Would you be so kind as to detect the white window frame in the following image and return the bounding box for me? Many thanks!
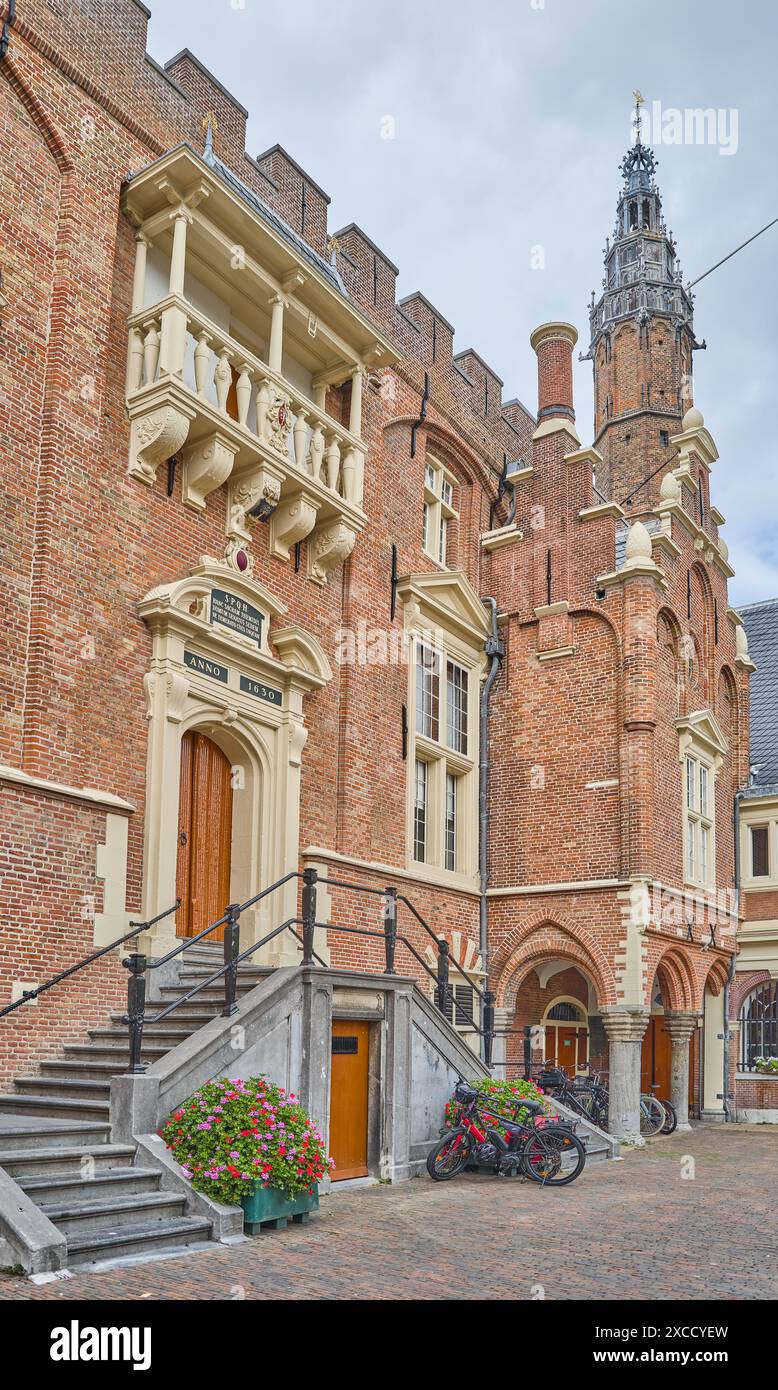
[677,712,727,894]
[408,636,477,881]
[684,751,715,889]
[740,806,778,888]
[422,452,457,568]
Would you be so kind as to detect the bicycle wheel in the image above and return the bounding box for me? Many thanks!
[660,1099,678,1135]
[426,1129,473,1181]
[639,1095,666,1137]
[522,1127,586,1186]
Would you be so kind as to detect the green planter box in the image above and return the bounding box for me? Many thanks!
[241,1184,319,1234]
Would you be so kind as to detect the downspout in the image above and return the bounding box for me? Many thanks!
[724,789,746,1121]
[479,598,504,1014]
[0,0,16,62]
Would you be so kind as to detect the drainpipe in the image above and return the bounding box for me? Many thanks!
[0,1,16,63]
[724,789,746,1121]
[479,598,504,1012]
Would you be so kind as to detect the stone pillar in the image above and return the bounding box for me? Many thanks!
[349,366,364,438]
[490,1007,512,1079]
[663,1011,699,1130]
[168,207,190,295]
[159,207,192,378]
[601,1009,650,1144]
[131,230,150,313]
[268,294,286,373]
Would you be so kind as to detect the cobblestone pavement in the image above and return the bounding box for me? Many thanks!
[2,1125,775,1301]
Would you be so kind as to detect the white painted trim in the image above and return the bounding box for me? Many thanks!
[487,878,628,896]
[302,845,479,897]
[0,764,134,813]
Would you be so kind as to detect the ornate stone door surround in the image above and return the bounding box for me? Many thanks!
[138,556,332,963]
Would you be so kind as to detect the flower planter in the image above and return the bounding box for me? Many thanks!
[241,1183,319,1235]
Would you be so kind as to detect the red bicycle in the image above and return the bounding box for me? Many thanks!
[426,1082,586,1186]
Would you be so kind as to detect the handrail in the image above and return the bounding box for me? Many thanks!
[0,898,180,1021]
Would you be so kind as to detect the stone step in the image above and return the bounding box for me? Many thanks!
[156,983,258,1006]
[63,1043,172,1064]
[39,1059,149,1081]
[92,1024,193,1043]
[0,1142,136,1178]
[41,1190,187,1237]
[19,1166,161,1205]
[65,1215,213,1268]
[14,1076,111,1102]
[0,1121,113,1154]
[0,1093,110,1121]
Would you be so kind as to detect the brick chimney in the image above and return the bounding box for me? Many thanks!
[530,322,578,424]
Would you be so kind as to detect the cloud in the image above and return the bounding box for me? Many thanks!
[148,0,778,602]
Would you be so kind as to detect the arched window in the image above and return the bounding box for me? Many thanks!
[547,1001,584,1021]
[739,981,778,1070]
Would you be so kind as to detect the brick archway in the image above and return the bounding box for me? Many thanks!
[492,915,616,1010]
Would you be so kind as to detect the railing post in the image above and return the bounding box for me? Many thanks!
[383,886,397,974]
[436,936,449,1016]
[523,1023,532,1081]
[223,904,241,1017]
[301,867,317,966]
[123,952,147,1075]
[482,989,495,1068]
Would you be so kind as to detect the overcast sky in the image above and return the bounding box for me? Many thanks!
[148,0,777,604]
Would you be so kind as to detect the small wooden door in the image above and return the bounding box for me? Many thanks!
[546,1025,588,1076]
[176,730,233,940]
[329,1020,370,1181]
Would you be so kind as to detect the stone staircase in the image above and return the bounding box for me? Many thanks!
[0,944,269,1269]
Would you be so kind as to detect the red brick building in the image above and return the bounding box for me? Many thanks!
[0,2,754,1148]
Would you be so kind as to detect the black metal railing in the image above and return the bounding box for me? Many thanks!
[2,864,496,1073]
[0,898,181,1020]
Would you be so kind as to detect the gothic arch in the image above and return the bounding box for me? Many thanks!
[650,943,697,1012]
[491,913,616,1009]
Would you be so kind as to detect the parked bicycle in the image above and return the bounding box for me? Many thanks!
[537,1066,673,1138]
[426,1082,587,1186]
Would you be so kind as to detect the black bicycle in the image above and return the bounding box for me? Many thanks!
[426,1082,587,1187]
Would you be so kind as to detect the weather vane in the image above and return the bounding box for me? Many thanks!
[633,90,645,140]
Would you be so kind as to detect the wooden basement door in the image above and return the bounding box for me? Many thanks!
[329,1020,370,1180]
[176,730,233,940]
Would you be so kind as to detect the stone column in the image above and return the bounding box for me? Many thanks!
[349,365,364,438]
[268,294,286,373]
[601,1009,650,1144]
[490,1007,512,1079]
[159,207,192,377]
[663,1011,699,1131]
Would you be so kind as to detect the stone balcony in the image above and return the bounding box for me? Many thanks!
[122,142,398,583]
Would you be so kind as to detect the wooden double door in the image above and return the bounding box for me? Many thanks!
[176,731,233,940]
[329,1020,370,1181]
[641,1016,696,1107]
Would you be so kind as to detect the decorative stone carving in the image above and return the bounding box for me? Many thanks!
[226,465,284,541]
[222,536,255,575]
[129,403,192,485]
[181,430,237,512]
[265,384,293,455]
[288,720,309,768]
[307,518,358,585]
[269,490,320,562]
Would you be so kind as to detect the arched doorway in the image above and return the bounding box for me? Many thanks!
[175,730,233,939]
[542,998,589,1076]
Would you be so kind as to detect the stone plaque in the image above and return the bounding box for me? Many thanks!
[210,588,264,646]
[239,674,282,707]
[184,650,229,683]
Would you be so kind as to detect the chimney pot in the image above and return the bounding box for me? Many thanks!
[530,321,578,423]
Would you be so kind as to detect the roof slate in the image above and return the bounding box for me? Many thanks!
[739,597,778,783]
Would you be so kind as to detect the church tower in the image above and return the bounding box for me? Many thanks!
[586,103,704,508]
